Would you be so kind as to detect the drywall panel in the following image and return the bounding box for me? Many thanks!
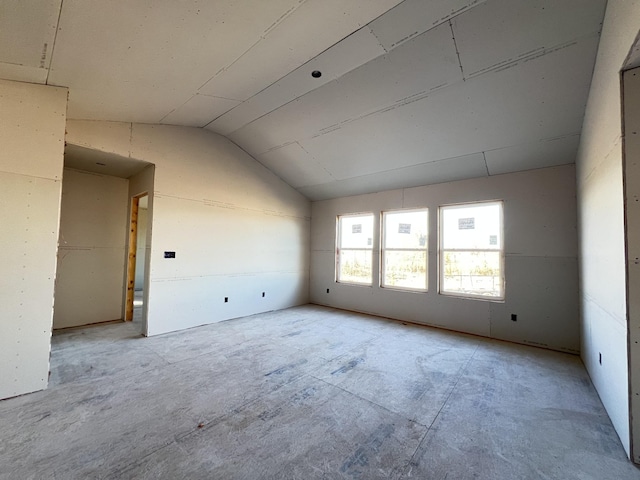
[368,0,487,51]
[229,22,461,158]
[0,79,67,180]
[256,142,334,188]
[0,62,48,84]
[65,121,310,337]
[0,173,62,399]
[575,0,640,458]
[485,135,580,175]
[65,121,133,159]
[452,0,606,78]
[162,95,240,128]
[198,0,402,102]
[64,144,149,179]
[53,248,127,328]
[0,0,61,72]
[207,26,385,136]
[624,67,640,463]
[298,153,488,201]
[49,0,306,122]
[310,165,578,352]
[53,169,128,329]
[0,80,66,400]
[489,256,579,352]
[134,207,148,289]
[147,272,308,336]
[150,195,308,279]
[581,299,630,455]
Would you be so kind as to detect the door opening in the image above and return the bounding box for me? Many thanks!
[125,193,148,322]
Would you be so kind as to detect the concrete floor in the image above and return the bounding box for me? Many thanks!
[1,305,639,479]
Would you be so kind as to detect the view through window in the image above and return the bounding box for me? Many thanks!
[440,202,504,299]
[336,213,374,285]
[381,209,428,291]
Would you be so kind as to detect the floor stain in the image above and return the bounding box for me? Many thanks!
[331,357,365,375]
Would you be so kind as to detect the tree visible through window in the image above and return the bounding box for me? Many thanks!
[440,202,504,299]
[336,213,374,285]
[381,209,428,291]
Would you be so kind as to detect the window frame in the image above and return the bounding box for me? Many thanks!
[335,212,375,286]
[380,208,429,293]
[438,200,505,301]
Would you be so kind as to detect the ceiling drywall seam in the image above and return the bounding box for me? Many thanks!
[197,0,309,93]
[298,153,483,191]
[483,152,490,176]
[449,20,466,80]
[45,0,65,85]
[202,24,382,131]
[297,142,336,182]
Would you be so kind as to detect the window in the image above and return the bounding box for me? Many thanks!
[336,213,374,285]
[440,201,504,299]
[381,209,428,291]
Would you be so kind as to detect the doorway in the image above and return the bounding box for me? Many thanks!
[125,193,149,325]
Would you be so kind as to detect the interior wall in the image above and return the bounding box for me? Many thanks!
[0,80,67,400]
[576,0,640,458]
[624,66,640,462]
[66,122,310,336]
[310,165,579,353]
[53,168,129,329]
[134,206,148,290]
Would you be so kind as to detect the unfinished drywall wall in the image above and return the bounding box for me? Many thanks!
[53,168,129,329]
[624,66,640,462]
[0,80,67,400]
[134,205,148,290]
[65,122,310,336]
[311,165,579,352]
[576,0,640,459]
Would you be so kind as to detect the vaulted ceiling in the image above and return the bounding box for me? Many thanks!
[2,0,607,200]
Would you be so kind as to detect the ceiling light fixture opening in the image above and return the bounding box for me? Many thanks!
[311,70,322,78]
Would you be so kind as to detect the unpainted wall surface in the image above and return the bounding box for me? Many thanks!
[134,207,148,289]
[576,0,640,458]
[53,168,129,329]
[0,80,67,400]
[65,121,310,336]
[624,66,640,462]
[310,165,579,353]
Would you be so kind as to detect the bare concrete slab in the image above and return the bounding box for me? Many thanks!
[1,305,638,479]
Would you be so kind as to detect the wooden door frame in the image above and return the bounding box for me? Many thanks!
[125,193,146,321]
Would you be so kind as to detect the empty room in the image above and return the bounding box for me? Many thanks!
[3,0,640,478]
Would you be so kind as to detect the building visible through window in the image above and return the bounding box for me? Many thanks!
[440,202,504,299]
[381,209,428,291]
[336,213,374,285]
